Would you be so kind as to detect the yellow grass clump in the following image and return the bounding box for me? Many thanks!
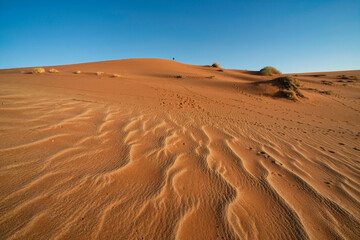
[112,74,120,78]
[32,68,45,74]
[96,72,104,76]
[49,68,59,73]
[74,71,81,74]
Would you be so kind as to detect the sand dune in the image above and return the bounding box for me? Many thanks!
[0,59,359,239]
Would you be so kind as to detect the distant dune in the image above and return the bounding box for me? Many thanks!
[0,58,359,239]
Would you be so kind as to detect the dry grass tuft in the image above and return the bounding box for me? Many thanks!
[260,66,281,76]
[207,75,215,79]
[32,68,45,74]
[274,76,303,100]
[212,62,220,68]
[49,68,59,73]
[96,72,104,76]
[74,71,81,74]
[112,74,120,78]
[176,75,184,79]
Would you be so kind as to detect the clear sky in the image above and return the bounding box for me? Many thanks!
[1,0,359,73]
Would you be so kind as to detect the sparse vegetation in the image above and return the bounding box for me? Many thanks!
[112,74,120,78]
[74,71,81,74]
[338,75,349,79]
[212,62,220,68]
[279,89,297,100]
[321,80,333,85]
[96,72,104,76]
[207,75,215,79]
[273,76,303,100]
[350,76,358,80]
[218,69,224,72]
[49,68,59,73]
[32,68,45,74]
[305,88,332,95]
[260,66,281,76]
[176,75,184,79]
[319,90,332,95]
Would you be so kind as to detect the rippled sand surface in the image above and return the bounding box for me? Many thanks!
[1,59,359,239]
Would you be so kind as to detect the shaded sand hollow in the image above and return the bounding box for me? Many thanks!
[0,58,359,239]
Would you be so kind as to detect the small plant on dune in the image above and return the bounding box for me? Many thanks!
[350,75,358,80]
[212,62,220,68]
[273,76,304,100]
[319,90,332,95]
[218,69,224,72]
[207,75,215,79]
[49,68,59,73]
[260,66,281,76]
[74,70,81,74]
[32,68,45,74]
[96,72,104,76]
[112,74,120,78]
[321,80,333,85]
[176,75,184,79]
[279,89,297,100]
[337,75,349,79]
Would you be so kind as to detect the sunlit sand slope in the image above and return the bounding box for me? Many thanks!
[0,59,359,239]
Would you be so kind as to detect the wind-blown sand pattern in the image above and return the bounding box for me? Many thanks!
[0,59,359,239]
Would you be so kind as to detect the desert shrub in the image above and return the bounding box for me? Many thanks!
[49,68,58,73]
[32,68,45,74]
[176,75,184,78]
[350,76,358,80]
[218,69,224,72]
[96,72,104,76]
[207,75,215,79]
[112,74,120,78]
[74,71,81,74]
[319,90,332,95]
[274,76,303,99]
[279,89,297,100]
[212,62,220,68]
[338,75,349,79]
[321,80,333,85]
[260,66,281,76]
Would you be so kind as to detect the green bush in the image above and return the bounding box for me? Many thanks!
[260,66,281,76]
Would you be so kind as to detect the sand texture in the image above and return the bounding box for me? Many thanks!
[0,59,359,239]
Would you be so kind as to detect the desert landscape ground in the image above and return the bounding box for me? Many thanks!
[0,58,359,239]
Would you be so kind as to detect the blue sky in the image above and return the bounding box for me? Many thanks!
[0,0,359,72]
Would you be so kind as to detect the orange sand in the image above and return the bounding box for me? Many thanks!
[0,58,359,239]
